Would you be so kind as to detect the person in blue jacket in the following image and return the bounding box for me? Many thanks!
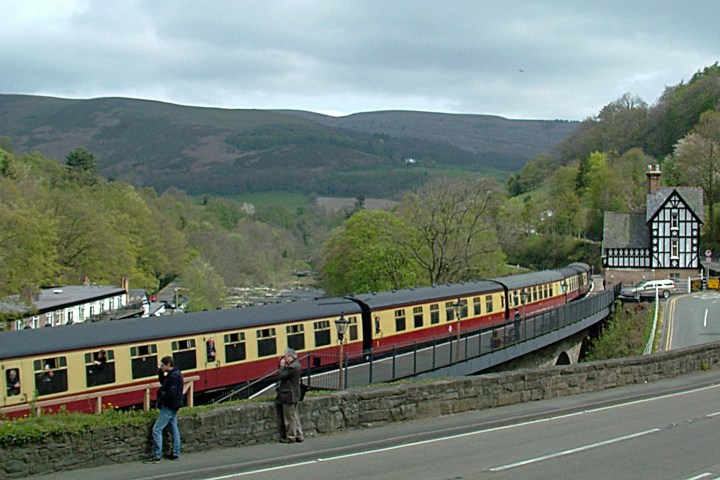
[145,355,184,463]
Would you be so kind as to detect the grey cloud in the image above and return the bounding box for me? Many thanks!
[2,0,719,120]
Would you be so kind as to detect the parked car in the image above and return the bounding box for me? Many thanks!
[619,279,676,300]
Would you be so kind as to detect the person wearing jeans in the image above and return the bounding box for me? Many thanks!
[145,356,184,463]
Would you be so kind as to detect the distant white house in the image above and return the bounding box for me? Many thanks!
[2,278,146,330]
[404,158,417,165]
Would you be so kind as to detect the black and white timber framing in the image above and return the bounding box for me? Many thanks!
[602,166,703,271]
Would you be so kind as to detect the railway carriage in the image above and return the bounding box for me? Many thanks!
[0,298,361,417]
[348,280,506,352]
[0,263,591,417]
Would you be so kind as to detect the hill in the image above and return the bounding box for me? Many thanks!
[0,94,577,198]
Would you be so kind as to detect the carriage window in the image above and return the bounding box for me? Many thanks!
[6,368,21,396]
[172,338,197,371]
[286,324,305,351]
[430,304,440,324]
[348,316,359,341]
[395,309,406,332]
[512,291,519,307]
[533,287,538,302]
[473,297,482,316]
[34,357,68,396]
[445,302,455,322]
[485,295,494,314]
[413,306,424,328]
[257,328,277,357]
[130,343,158,379]
[224,332,246,363]
[85,349,115,387]
[314,321,331,347]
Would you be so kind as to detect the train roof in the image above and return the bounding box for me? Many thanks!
[0,297,360,360]
[489,269,565,289]
[350,280,501,310]
[555,262,591,279]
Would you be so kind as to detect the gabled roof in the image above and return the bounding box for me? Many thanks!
[32,286,127,313]
[602,212,649,249]
[647,187,704,222]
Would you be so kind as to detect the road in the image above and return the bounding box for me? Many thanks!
[666,291,720,350]
[36,369,720,480]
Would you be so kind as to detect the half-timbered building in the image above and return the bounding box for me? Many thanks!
[602,165,703,287]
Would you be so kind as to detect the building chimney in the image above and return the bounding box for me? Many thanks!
[121,276,129,294]
[646,164,661,195]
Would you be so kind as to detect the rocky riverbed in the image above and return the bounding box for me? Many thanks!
[227,284,326,307]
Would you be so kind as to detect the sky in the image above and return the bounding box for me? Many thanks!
[2,1,718,121]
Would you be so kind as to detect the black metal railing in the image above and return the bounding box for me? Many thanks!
[212,288,616,401]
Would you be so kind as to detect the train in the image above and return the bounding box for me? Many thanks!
[0,262,591,417]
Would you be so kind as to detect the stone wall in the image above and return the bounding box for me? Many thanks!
[3,342,720,478]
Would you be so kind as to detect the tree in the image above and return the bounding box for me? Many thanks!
[65,147,98,185]
[576,152,627,240]
[670,111,720,241]
[181,257,227,311]
[320,209,422,295]
[0,179,58,295]
[396,177,506,285]
[0,149,20,180]
[544,166,587,237]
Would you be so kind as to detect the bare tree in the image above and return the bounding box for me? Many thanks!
[396,177,505,285]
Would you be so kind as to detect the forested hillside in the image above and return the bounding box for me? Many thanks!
[321,63,720,294]
[0,95,576,199]
[0,146,342,313]
[2,63,720,309]
[505,63,720,252]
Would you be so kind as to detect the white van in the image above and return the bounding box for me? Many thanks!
[620,279,676,300]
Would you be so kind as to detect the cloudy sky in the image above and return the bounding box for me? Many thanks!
[2,1,718,121]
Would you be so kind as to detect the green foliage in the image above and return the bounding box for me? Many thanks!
[320,210,424,295]
[506,233,599,271]
[584,302,654,361]
[64,147,98,185]
[561,63,720,163]
[0,149,320,310]
[0,408,153,447]
[202,196,248,231]
[182,258,227,311]
[0,148,20,180]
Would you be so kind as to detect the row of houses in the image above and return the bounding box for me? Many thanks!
[0,278,169,331]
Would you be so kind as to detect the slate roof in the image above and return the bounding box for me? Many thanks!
[602,212,649,249]
[647,187,704,222]
[31,285,128,312]
[603,187,704,252]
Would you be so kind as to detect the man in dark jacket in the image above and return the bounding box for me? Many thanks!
[145,356,183,463]
[277,348,304,443]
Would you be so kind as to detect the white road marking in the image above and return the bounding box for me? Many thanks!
[488,429,660,472]
[705,309,709,327]
[685,474,714,480]
[197,383,720,479]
